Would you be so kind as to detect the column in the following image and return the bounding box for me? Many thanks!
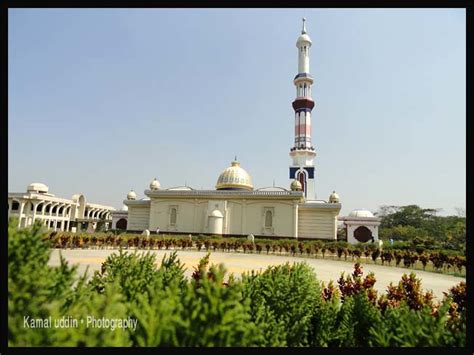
[32,202,38,226]
[293,201,298,239]
[18,201,25,228]
[242,200,247,235]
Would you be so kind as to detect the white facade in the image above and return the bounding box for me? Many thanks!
[8,183,115,232]
[123,177,342,240]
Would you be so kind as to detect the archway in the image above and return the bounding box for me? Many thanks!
[116,218,127,230]
[297,170,306,196]
[354,226,373,242]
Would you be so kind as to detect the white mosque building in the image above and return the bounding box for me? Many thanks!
[118,19,381,243]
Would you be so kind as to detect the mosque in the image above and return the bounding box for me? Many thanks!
[116,19,381,243]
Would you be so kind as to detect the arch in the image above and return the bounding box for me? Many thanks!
[297,169,307,196]
[116,218,127,230]
[43,201,53,213]
[36,202,44,212]
[354,226,373,243]
[11,200,20,211]
[170,207,177,226]
[265,210,273,228]
[51,203,60,214]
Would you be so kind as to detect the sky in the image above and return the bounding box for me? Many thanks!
[8,9,465,216]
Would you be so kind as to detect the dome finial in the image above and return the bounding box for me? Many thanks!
[234,155,237,161]
[302,17,307,34]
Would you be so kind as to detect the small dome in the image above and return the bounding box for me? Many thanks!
[121,204,128,211]
[348,209,374,218]
[329,191,340,203]
[149,178,161,191]
[296,33,312,46]
[290,179,302,191]
[27,182,49,194]
[127,190,137,200]
[210,209,224,218]
[215,159,253,191]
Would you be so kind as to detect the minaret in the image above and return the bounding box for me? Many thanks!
[289,18,316,200]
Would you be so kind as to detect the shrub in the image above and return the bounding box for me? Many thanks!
[242,262,322,346]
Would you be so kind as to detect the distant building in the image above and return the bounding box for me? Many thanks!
[8,182,115,232]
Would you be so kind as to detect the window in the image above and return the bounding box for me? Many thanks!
[12,201,19,211]
[170,207,177,226]
[263,207,275,234]
[265,210,273,228]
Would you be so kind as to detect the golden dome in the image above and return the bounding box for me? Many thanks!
[290,179,302,191]
[215,159,253,191]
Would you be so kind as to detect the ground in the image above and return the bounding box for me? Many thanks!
[48,248,465,300]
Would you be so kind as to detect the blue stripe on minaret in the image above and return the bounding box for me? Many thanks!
[295,108,312,113]
[289,167,315,179]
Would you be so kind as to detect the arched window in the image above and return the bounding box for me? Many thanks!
[170,208,177,226]
[297,171,306,194]
[265,210,273,228]
[12,201,19,211]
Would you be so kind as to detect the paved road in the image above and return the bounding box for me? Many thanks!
[49,248,464,300]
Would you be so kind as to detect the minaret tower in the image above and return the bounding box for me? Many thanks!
[289,18,316,200]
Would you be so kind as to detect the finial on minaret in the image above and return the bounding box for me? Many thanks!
[302,17,307,34]
[235,155,237,161]
[273,178,275,187]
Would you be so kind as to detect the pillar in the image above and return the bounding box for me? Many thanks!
[18,201,25,228]
[293,201,298,239]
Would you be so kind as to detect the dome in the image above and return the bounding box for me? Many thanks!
[121,204,128,212]
[329,191,340,203]
[290,179,302,191]
[127,190,137,200]
[149,178,161,191]
[27,182,49,194]
[210,209,224,218]
[348,209,374,218]
[296,33,312,46]
[296,18,312,46]
[215,159,253,191]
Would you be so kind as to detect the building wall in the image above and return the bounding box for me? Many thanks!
[244,201,294,237]
[127,204,151,231]
[145,196,296,237]
[346,223,379,245]
[298,208,338,239]
[227,201,243,235]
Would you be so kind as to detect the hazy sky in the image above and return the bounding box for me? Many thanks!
[8,9,465,216]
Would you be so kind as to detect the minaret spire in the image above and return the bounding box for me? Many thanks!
[289,19,316,200]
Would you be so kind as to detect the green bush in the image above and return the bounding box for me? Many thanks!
[242,262,322,346]
[8,219,466,347]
